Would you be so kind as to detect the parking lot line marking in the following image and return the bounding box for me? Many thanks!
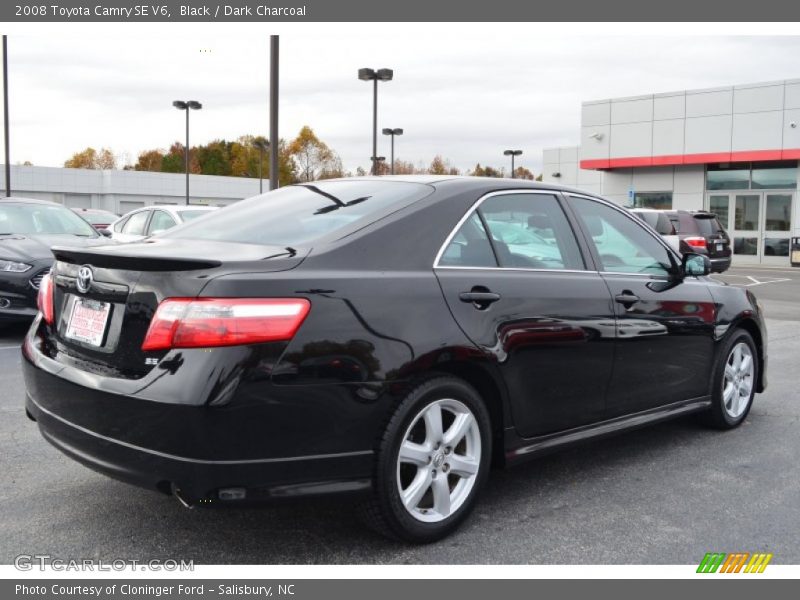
[711,274,791,287]
[0,345,21,350]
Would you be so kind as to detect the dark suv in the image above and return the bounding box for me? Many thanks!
[666,210,731,273]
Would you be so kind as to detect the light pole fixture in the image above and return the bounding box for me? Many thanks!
[252,138,270,194]
[358,67,393,175]
[503,149,523,179]
[382,128,403,175]
[172,99,202,205]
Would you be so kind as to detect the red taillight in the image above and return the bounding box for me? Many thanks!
[141,298,311,351]
[37,272,54,325]
[684,236,707,250]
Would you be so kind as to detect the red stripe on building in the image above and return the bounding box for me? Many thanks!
[580,149,800,170]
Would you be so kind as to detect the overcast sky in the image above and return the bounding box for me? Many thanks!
[3,30,800,175]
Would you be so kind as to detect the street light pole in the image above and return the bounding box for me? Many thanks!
[382,128,403,175]
[184,107,189,202]
[358,68,393,175]
[3,35,10,197]
[172,100,202,205]
[269,35,279,191]
[503,149,523,179]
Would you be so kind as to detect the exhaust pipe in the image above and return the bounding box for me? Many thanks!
[171,483,194,509]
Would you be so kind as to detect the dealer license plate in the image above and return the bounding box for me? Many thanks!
[65,297,111,347]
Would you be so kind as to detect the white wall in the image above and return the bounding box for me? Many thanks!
[0,165,263,214]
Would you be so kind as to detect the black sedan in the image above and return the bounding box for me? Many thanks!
[0,197,112,324]
[22,177,767,543]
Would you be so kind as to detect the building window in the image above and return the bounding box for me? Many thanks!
[633,192,672,210]
[707,161,797,190]
[752,162,798,189]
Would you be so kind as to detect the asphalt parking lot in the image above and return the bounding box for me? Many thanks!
[1,265,798,565]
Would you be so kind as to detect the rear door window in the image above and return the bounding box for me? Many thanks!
[438,213,497,268]
[478,193,584,270]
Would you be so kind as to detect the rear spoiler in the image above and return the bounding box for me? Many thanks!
[51,246,222,271]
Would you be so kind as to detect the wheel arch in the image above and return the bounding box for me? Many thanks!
[729,316,766,393]
[420,362,509,468]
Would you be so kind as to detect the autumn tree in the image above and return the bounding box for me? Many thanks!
[134,149,164,172]
[64,147,117,170]
[288,126,341,182]
[390,159,417,175]
[161,142,201,174]
[513,166,535,180]
[470,163,503,177]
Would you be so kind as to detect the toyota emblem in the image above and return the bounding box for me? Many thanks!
[76,265,94,294]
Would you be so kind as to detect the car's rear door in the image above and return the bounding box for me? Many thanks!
[565,194,717,418]
[434,190,616,437]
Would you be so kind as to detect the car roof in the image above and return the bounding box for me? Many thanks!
[0,195,60,206]
[317,175,601,197]
[71,207,117,214]
[152,205,218,214]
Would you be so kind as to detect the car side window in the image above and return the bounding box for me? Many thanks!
[122,210,150,236]
[478,193,584,270]
[148,210,177,234]
[438,212,498,268]
[113,216,129,232]
[570,196,673,276]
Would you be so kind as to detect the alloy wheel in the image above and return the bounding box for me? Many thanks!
[722,341,754,419]
[396,398,482,523]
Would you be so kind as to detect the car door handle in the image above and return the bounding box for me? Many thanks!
[614,291,640,308]
[459,290,501,309]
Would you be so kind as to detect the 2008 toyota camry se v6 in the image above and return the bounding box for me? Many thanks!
[23,177,766,543]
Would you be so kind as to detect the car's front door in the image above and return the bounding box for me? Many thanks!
[435,191,616,438]
[566,194,717,418]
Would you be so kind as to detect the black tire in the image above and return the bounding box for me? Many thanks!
[701,329,758,430]
[359,376,492,543]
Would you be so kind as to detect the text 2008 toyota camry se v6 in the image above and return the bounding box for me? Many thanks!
[23,177,766,542]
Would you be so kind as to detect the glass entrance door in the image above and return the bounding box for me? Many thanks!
[707,192,794,265]
[762,193,792,265]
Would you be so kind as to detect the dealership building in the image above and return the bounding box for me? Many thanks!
[543,78,800,266]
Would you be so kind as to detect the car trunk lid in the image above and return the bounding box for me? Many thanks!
[45,239,307,379]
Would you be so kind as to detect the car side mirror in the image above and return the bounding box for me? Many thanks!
[98,228,112,237]
[682,252,711,277]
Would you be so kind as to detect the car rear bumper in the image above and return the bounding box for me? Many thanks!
[22,325,379,504]
[709,257,732,272]
[25,392,372,503]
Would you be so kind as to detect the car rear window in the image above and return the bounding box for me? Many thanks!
[165,181,434,246]
[693,215,725,236]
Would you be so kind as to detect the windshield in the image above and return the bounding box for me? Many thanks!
[165,180,433,246]
[0,203,98,237]
[178,209,214,222]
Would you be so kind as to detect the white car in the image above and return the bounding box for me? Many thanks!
[629,208,681,254]
[108,205,218,242]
